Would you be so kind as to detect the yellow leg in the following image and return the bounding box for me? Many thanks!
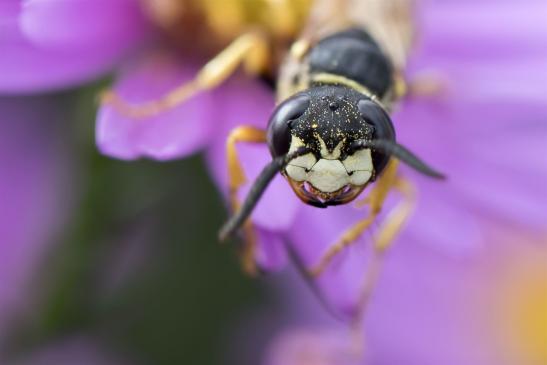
[240,220,259,275]
[99,31,270,119]
[373,177,415,252]
[226,126,267,210]
[353,176,416,324]
[308,160,399,277]
[225,126,267,275]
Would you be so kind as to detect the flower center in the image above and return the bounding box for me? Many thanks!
[140,0,313,47]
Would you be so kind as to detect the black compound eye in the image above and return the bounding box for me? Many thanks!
[267,94,310,157]
[358,99,396,173]
[358,99,395,141]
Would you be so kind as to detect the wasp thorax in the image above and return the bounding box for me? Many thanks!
[267,85,390,207]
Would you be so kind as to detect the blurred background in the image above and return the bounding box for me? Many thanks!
[0,89,274,364]
[1,0,546,365]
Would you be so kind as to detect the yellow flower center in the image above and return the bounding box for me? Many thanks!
[140,0,313,45]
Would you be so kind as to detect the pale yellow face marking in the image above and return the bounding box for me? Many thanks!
[307,159,349,192]
[317,136,344,160]
[285,136,374,193]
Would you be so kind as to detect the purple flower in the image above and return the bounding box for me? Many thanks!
[10,0,547,318]
[0,96,73,342]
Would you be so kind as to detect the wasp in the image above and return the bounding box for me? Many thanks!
[101,0,444,288]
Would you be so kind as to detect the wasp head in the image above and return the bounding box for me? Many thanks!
[266,85,395,207]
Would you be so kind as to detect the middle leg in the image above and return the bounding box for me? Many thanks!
[353,175,416,324]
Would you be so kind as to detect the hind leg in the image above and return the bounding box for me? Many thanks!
[100,31,270,119]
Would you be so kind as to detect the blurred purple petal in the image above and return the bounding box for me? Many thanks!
[96,51,214,160]
[410,0,547,103]
[264,328,361,365]
[0,1,149,92]
[395,96,547,240]
[264,235,547,365]
[20,0,150,50]
[364,236,547,365]
[405,184,484,256]
[417,0,547,61]
[364,240,491,365]
[0,2,21,42]
[0,42,128,93]
[255,230,288,272]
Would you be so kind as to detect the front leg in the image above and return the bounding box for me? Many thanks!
[225,125,267,275]
[308,160,399,277]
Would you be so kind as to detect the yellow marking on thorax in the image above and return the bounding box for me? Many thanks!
[311,73,379,101]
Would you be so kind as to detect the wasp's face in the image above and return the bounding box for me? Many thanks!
[283,134,372,207]
[267,85,395,207]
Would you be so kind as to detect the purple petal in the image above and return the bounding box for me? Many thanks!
[264,328,361,365]
[0,2,21,42]
[0,0,149,93]
[395,97,547,240]
[364,240,489,365]
[408,0,547,104]
[255,229,288,272]
[21,0,150,50]
[416,0,547,61]
[96,51,215,160]
[404,182,484,256]
[0,42,131,93]
[407,58,547,105]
